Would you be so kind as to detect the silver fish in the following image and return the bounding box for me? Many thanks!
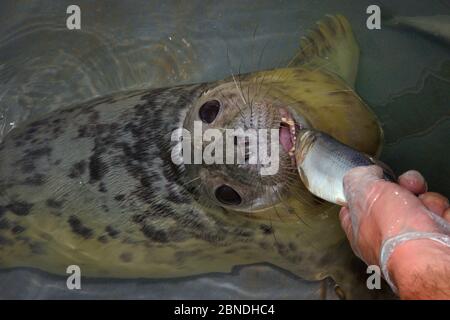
[295,129,396,205]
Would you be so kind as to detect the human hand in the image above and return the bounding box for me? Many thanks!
[339,166,450,267]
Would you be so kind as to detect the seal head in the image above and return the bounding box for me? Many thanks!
[181,81,308,212]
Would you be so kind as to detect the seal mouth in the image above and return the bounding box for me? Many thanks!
[279,108,301,159]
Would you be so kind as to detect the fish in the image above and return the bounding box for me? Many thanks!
[295,129,396,205]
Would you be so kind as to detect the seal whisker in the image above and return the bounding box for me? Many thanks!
[254,165,282,248]
[217,87,246,122]
[268,184,326,255]
[226,48,248,108]
[285,33,321,68]
[260,68,292,103]
[272,184,311,228]
[266,168,325,211]
[253,40,269,101]
[245,25,260,129]
[179,176,201,188]
[261,40,304,95]
[221,46,248,124]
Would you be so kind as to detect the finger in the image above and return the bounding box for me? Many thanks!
[339,207,354,244]
[443,208,450,223]
[418,192,449,216]
[398,170,427,195]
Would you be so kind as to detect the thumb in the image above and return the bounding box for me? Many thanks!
[339,207,354,244]
[340,206,367,262]
[343,165,384,211]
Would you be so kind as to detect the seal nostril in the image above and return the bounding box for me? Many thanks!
[199,100,220,123]
[215,185,242,205]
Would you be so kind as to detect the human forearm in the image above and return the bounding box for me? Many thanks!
[387,239,450,299]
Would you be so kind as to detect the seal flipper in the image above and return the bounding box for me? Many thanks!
[291,15,360,87]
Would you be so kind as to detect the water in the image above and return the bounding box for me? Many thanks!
[0,0,448,299]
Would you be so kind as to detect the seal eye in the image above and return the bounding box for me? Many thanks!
[215,185,242,206]
[199,100,220,123]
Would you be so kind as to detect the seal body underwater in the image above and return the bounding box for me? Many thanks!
[0,15,392,298]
